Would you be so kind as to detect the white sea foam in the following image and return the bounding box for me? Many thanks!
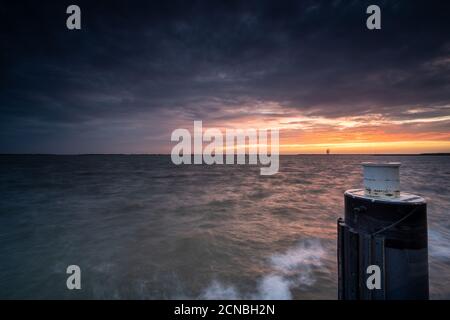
[270,239,324,272]
[429,229,450,260]
[255,274,292,299]
[199,280,240,300]
[200,239,327,300]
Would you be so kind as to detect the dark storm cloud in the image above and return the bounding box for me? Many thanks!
[1,0,449,152]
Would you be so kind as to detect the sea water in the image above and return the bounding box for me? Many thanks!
[0,155,449,299]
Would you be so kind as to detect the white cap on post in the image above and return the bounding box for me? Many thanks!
[362,162,401,199]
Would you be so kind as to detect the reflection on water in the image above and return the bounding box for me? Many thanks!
[0,155,449,299]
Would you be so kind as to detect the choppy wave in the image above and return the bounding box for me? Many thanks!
[200,240,327,300]
[429,230,450,260]
[0,155,449,299]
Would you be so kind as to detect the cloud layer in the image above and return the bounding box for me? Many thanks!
[1,0,449,153]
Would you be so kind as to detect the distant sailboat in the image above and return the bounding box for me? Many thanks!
[326,148,330,155]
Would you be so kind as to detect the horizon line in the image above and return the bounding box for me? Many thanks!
[1,153,449,156]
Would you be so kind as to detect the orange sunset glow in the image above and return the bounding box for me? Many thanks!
[203,104,450,154]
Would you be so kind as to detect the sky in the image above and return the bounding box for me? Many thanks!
[1,0,450,154]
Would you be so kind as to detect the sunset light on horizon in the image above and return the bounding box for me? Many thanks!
[175,102,450,155]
